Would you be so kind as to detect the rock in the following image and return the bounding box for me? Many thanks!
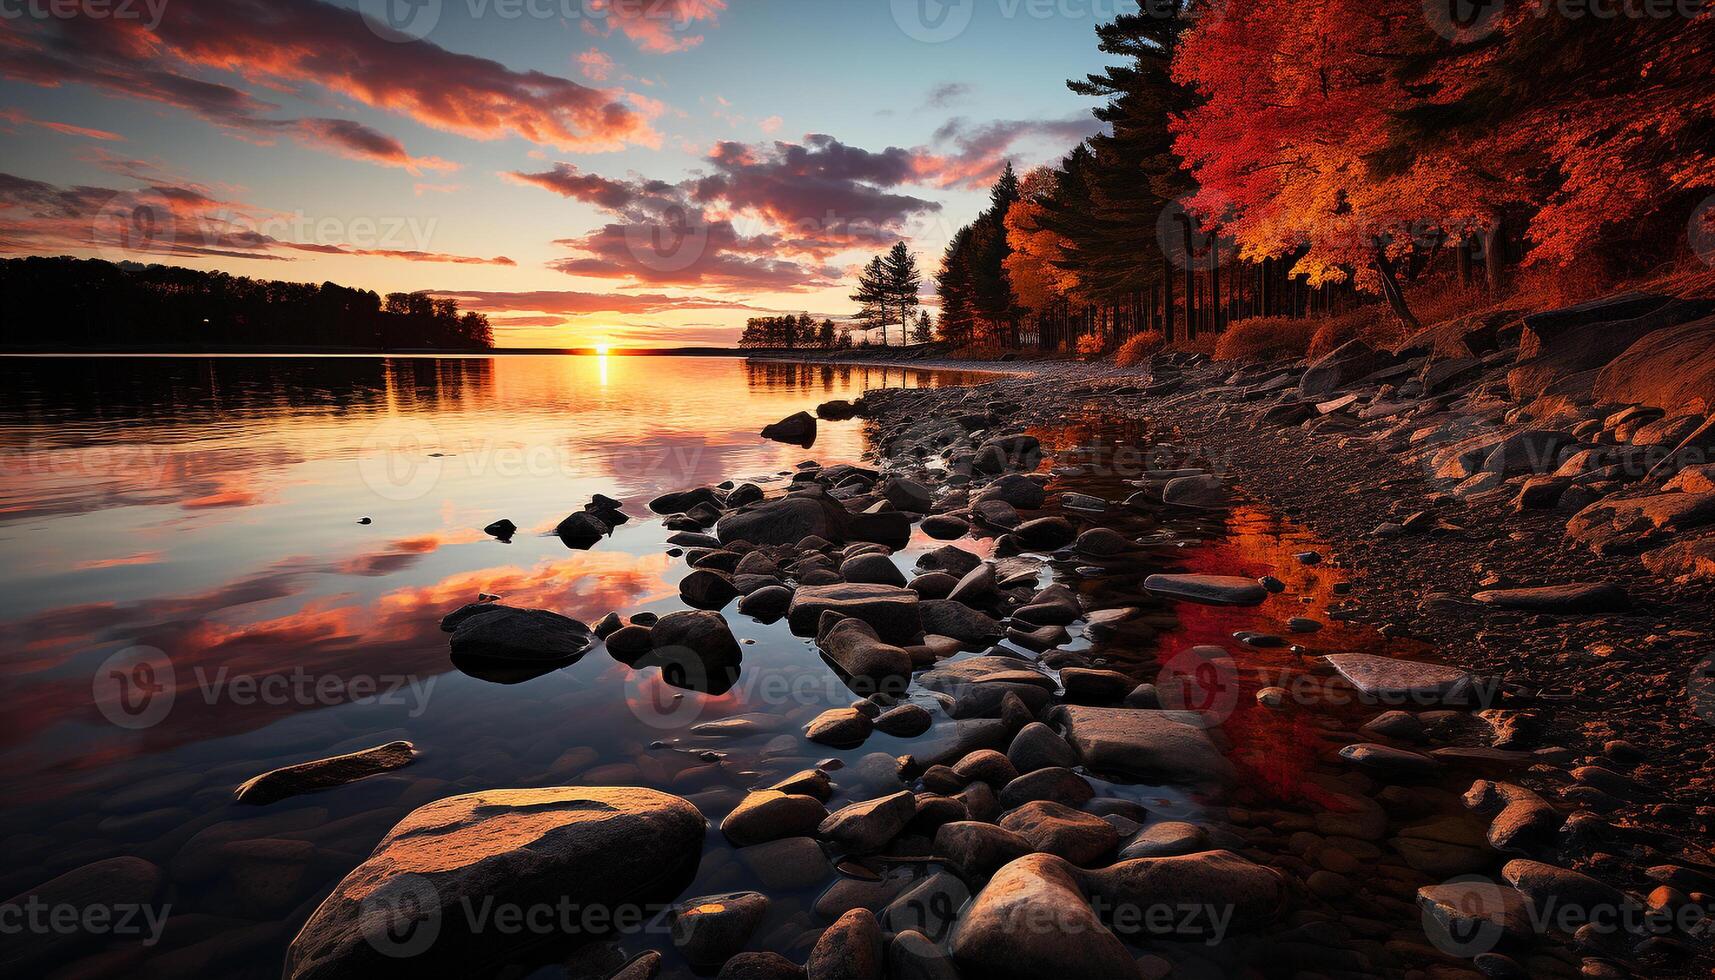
[920,515,969,539]
[1472,582,1629,614]
[1566,491,1715,554]
[1118,821,1209,859]
[952,749,1019,787]
[670,891,769,967]
[680,569,740,609]
[1501,859,1628,916]
[2,857,164,974]
[718,951,803,979]
[807,908,882,980]
[1142,573,1268,606]
[282,787,704,980]
[907,572,960,601]
[841,552,907,587]
[1013,584,1081,625]
[1162,473,1231,509]
[1074,527,1129,557]
[975,474,1046,508]
[874,703,934,737]
[737,585,793,623]
[1418,879,1533,951]
[651,487,724,515]
[555,510,613,546]
[934,821,1034,879]
[1339,743,1441,778]
[805,708,873,748]
[652,610,743,662]
[1014,517,1076,549]
[882,478,936,512]
[818,617,912,696]
[721,790,829,846]
[717,494,847,547]
[950,853,1135,980]
[974,434,1041,474]
[818,399,858,420]
[1049,705,1234,784]
[482,519,516,540]
[889,930,960,980]
[998,800,1119,865]
[1007,722,1078,773]
[768,769,833,801]
[998,768,1094,811]
[762,411,817,446]
[915,544,982,578]
[1301,339,1387,397]
[1060,668,1130,704]
[1062,492,1106,513]
[1083,850,1283,937]
[736,837,829,892]
[917,600,1002,645]
[946,562,997,606]
[1480,430,1578,476]
[972,497,1021,529]
[788,584,921,645]
[1324,653,1482,705]
[444,605,595,664]
[235,741,417,805]
[1591,312,1715,418]
[921,656,1056,696]
[1464,781,1563,855]
[819,792,917,854]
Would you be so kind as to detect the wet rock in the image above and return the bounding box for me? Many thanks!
[1501,859,1628,913]
[917,600,1002,645]
[841,553,907,587]
[1162,473,1231,509]
[819,791,917,854]
[1471,582,1630,614]
[1060,668,1130,704]
[2,857,164,974]
[717,494,848,547]
[1324,653,1482,704]
[974,434,1042,474]
[555,510,613,546]
[737,585,793,623]
[1083,849,1283,937]
[788,584,921,645]
[282,787,704,980]
[235,741,416,805]
[807,908,882,980]
[670,891,769,967]
[1013,584,1081,625]
[652,610,743,662]
[950,853,1134,980]
[998,767,1093,810]
[717,951,803,979]
[1074,527,1129,557]
[444,605,595,664]
[874,703,934,737]
[946,562,997,606]
[1418,879,1533,951]
[975,473,1046,509]
[762,411,817,446]
[483,519,516,540]
[805,708,873,748]
[721,790,830,846]
[914,545,982,578]
[972,498,1021,529]
[1119,821,1209,859]
[1014,517,1076,549]
[652,487,725,516]
[882,478,936,513]
[920,515,969,540]
[934,821,1033,879]
[736,837,829,892]
[999,800,1120,865]
[907,572,959,600]
[817,617,912,696]
[1339,743,1441,779]
[951,749,1019,787]
[680,569,740,609]
[1464,781,1563,855]
[889,929,960,980]
[1142,573,1268,606]
[1007,722,1078,773]
[1049,705,1234,784]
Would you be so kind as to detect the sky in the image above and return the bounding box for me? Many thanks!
[0,0,1126,347]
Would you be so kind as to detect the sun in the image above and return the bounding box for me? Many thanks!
[594,343,610,356]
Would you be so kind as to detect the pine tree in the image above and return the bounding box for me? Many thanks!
[850,256,891,346]
[883,241,922,345]
[912,310,933,344]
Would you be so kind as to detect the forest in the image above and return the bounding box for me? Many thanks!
[0,256,495,351]
[927,0,1713,359]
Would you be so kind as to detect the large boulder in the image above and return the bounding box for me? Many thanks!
[1048,705,1234,784]
[1300,339,1387,397]
[2,857,163,974]
[1565,492,1715,554]
[949,854,1135,980]
[443,605,595,664]
[716,494,847,547]
[1510,297,1713,403]
[1082,850,1283,938]
[817,616,913,696]
[283,787,705,980]
[787,584,921,644]
[761,411,817,446]
[1594,315,1715,419]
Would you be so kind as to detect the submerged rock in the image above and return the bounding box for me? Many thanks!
[950,853,1134,980]
[670,891,769,968]
[283,787,705,980]
[235,741,417,805]
[761,411,817,446]
[1142,573,1268,606]
[1049,705,1234,784]
[443,605,595,664]
[788,583,921,644]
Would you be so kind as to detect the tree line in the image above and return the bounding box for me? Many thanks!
[927,0,1712,353]
[0,256,494,351]
[738,314,848,349]
[851,241,933,346]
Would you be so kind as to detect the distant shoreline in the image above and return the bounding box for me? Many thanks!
[0,346,752,358]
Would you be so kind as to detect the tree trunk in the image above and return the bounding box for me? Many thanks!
[1456,233,1472,285]
[1209,241,1222,334]
[1161,259,1177,343]
[1178,214,1197,338]
[1372,238,1422,331]
[1482,219,1505,293]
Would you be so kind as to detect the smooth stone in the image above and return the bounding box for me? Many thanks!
[949,853,1134,980]
[817,617,912,696]
[1118,821,1209,859]
[920,515,969,540]
[721,790,830,846]
[916,600,1002,645]
[1060,667,1130,704]
[680,568,739,609]
[914,544,983,578]
[908,572,960,600]
[1142,573,1268,606]
[443,605,595,663]
[1340,743,1442,778]
[998,800,1120,865]
[819,791,918,854]
[805,708,874,748]
[605,624,654,659]
[1,857,164,974]
[1006,722,1078,773]
[1324,653,1481,704]
[670,891,769,967]
[1082,849,1283,937]
[951,749,1018,787]
[933,821,1034,879]
[282,787,704,979]
[718,951,804,979]
[1013,517,1076,549]
[998,767,1094,810]
[1075,527,1129,556]
[1471,582,1630,614]
[874,703,934,738]
[1162,473,1230,509]
[761,411,817,445]
[788,584,922,645]
[974,473,1047,508]
[1463,780,1563,854]
[235,741,416,805]
[1049,705,1234,784]
[737,585,792,623]
[841,553,908,587]
[889,929,960,980]
[806,908,882,980]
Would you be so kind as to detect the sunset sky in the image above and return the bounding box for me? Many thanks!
[0,0,1119,347]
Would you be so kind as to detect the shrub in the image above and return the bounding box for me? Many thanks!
[1113,331,1166,367]
[1307,308,1395,360]
[1213,316,1318,362]
[1075,334,1106,358]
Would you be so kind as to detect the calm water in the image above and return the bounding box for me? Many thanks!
[0,355,1444,978]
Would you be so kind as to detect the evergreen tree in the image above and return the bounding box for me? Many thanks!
[912,310,933,344]
[883,241,922,344]
[850,255,891,346]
